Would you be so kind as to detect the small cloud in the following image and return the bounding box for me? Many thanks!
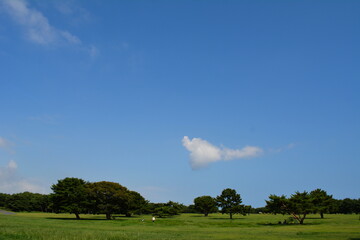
[269,143,296,153]
[7,160,17,170]
[28,114,60,124]
[0,160,46,194]
[0,136,15,153]
[0,137,11,149]
[88,45,99,58]
[182,136,263,169]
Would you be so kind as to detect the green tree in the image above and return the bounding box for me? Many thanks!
[194,195,217,216]
[124,191,147,216]
[150,201,182,218]
[310,188,333,218]
[216,188,244,219]
[0,193,10,209]
[88,181,129,220]
[51,177,89,219]
[266,191,314,224]
[338,198,360,214]
[6,192,33,212]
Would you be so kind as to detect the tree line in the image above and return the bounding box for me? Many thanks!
[0,177,359,223]
[192,188,360,224]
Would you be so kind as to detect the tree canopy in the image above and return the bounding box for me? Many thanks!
[194,195,217,217]
[310,188,334,218]
[216,188,244,219]
[87,181,130,220]
[51,177,89,219]
[266,191,313,224]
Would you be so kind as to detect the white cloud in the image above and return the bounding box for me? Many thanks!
[1,0,81,45]
[0,160,46,194]
[182,136,263,169]
[7,159,17,169]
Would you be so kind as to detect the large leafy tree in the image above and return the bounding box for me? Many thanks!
[87,181,129,220]
[124,191,147,216]
[194,195,217,216]
[310,188,333,218]
[266,191,314,224]
[51,177,89,219]
[216,188,244,219]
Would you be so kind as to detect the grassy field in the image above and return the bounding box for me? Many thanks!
[0,212,359,240]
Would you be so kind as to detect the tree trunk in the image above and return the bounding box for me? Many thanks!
[75,212,80,220]
[204,213,208,217]
[106,213,112,220]
[299,214,306,224]
[320,212,324,219]
[230,212,233,219]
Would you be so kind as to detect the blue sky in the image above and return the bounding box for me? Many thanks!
[0,0,359,207]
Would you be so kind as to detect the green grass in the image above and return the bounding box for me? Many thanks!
[0,212,359,240]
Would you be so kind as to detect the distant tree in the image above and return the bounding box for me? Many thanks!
[150,201,183,218]
[194,196,217,216]
[153,206,178,218]
[6,192,33,212]
[266,191,313,224]
[310,189,333,218]
[328,199,340,214]
[0,193,10,209]
[0,192,50,212]
[183,204,197,213]
[251,207,267,214]
[164,201,188,214]
[243,205,252,215]
[216,188,244,219]
[338,198,360,214]
[51,177,89,219]
[87,181,129,220]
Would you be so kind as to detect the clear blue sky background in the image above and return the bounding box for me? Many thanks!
[0,0,359,207]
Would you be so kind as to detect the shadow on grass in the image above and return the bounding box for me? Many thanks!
[257,222,321,226]
[46,217,129,221]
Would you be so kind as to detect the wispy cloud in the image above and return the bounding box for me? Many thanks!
[182,136,263,169]
[1,0,80,45]
[269,143,296,153]
[1,0,99,57]
[0,160,46,193]
[89,45,99,58]
[54,0,91,25]
[28,114,60,125]
[0,136,15,154]
[0,137,11,149]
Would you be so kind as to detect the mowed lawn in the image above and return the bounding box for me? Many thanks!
[0,212,359,240]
